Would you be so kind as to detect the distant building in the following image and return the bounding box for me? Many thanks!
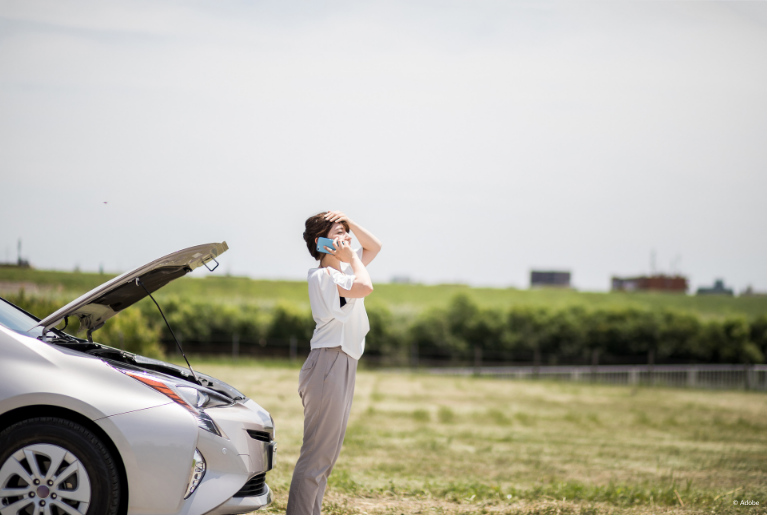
[696,279,733,296]
[611,274,688,293]
[390,275,412,285]
[530,270,571,288]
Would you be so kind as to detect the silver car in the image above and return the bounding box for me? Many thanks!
[0,243,276,515]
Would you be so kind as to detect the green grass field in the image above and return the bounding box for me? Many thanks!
[2,268,767,319]
[189,359,767,515]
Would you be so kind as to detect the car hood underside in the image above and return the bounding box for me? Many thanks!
[35,242,228,335]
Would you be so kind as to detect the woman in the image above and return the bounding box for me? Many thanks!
[287,210,382,515]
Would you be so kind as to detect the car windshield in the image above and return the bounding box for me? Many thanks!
[0,297,46,338]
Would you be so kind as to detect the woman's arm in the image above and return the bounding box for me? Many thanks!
[325,240,374,299]
[325,211,382,266]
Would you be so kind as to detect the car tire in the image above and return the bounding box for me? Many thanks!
[0,417,121,515]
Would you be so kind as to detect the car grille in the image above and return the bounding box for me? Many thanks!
[247,429,272,442]
[233,473,267,497]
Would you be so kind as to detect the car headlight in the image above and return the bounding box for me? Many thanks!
[177,386,233,409]
[120,369,227,438]
[184,448,206,499]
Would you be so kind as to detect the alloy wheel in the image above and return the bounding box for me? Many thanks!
[0,443,91,515]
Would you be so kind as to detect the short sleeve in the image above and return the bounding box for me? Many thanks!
[308,268,355,322]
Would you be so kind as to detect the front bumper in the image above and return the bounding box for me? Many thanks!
[204,485,273,515]
[182,398,276,515]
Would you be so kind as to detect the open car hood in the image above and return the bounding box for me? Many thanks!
[35,242,228,334]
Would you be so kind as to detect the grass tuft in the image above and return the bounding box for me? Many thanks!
[438,406,455,424]
[413,409,431,422]
[487,408,512,426]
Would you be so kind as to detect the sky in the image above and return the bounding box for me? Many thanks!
[0,0,765,292]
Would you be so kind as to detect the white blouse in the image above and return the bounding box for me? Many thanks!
[306,247,370,360]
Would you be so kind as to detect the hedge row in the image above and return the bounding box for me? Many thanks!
[5,291,767,364]
[407,295,767,364]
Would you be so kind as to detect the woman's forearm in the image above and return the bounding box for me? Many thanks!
[350,254,373,289]
[340,253,373,298]
[349,220,382,253]
[349,220,382,266]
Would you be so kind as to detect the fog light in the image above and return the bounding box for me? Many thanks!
[184,449,206,499]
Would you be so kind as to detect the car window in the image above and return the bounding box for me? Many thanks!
[0,297,45,338]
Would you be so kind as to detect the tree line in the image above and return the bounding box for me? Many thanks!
[6,291,767,365]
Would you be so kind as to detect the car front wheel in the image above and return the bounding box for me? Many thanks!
[0,417,121,515]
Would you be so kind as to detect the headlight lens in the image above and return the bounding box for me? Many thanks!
[177,386,232,409]
[177,386,208,408]
[184,448,206,499]
[120,370,227,437]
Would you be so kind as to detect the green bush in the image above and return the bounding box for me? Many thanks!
[409,307,465,358]
[448,294,505,354]
[139,297,266,345]
[701,317,764,364]
[97,308,164,359]
[266,302,314,341]
[750,314,767,359]
[504,306,552,354]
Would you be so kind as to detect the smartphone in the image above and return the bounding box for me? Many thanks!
[316,237,337,254]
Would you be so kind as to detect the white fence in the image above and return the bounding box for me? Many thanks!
[426,364,767,391]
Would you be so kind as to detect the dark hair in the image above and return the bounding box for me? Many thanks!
[303,212,350,260]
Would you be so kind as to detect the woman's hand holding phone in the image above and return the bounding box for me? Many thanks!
[325,238,356,263]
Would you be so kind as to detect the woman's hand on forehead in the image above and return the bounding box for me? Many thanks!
[325,211,350,224]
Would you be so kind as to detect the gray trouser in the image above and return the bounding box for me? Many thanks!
[286,347,357,515]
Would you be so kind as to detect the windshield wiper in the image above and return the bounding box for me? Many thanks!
[135,277,199,383]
